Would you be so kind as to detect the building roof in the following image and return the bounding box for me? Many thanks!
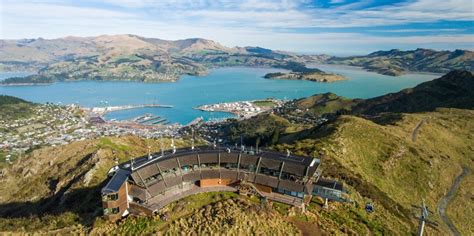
[315,178,343,191]
[102,168,130,194]
[122,146,320,173]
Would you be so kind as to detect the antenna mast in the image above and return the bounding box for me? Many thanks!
[191,128,195,150]
[148,145,152,160]
[171,138,176,154]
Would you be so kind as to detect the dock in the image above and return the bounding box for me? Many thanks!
[88,104,173,115]
[138,115,162,124]
[186,117,203,126]
[151,118,167,124]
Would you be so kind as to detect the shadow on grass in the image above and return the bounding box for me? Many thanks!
[0,180,107,230]
[359,113,405,126]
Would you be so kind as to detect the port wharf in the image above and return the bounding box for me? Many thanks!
[86,104,173,115]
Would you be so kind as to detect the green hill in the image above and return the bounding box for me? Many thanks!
[273,108,473,235]
[353,70,474,115]
[328,48,474,76]
[0,95,35,120]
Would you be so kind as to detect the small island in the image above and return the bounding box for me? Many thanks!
[264,71,347,83]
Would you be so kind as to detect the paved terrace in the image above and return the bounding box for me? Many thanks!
[143,184,238,212]
[139,182,303,213]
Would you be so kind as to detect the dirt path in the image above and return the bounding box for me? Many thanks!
[437,167,470,236]
[412,118,426,142]
[288,216,322,236]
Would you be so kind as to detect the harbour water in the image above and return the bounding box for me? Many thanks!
[0,65,439,124]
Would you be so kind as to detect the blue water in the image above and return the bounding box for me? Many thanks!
[0,65,439,124]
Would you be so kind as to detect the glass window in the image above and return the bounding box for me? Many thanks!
[181,165,190,173]
[221,163,238,169]
[103,207,120,215]
[248,164,255,172]
[102,193,118,201]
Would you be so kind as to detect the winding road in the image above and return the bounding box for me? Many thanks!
[437,167,471,236]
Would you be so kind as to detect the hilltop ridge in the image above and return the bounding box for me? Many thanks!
[2,35,472,83]
[327,48,474,76]
[352,70,474,115]
[0,34,307,83]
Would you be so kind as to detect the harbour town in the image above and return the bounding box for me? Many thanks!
[0,99,282,163]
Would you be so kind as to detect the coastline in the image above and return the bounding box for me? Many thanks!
[308,63,444,77]
[0,82,54,86]
[0,66,272,86]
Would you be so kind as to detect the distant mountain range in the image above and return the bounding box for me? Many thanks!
[326,48,474,76]
[0,35,314,83]
[0,34,473,84]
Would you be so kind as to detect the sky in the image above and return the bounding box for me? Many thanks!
[0,0,473,55]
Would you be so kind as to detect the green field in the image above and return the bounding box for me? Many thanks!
[251,100,276,107]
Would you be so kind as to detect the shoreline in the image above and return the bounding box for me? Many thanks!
[0,66,288,86]
[0,65,445,87]
[308,63,444,77]
[0,82,54,86]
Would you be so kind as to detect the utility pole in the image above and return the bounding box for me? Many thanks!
[417,201,428,236]
[412,200,438,236]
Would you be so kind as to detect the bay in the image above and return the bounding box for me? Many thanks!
[0,65,439,124]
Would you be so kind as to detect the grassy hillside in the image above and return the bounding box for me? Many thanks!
[0,136,197,233]
[272,108,473,235]
[447,173,474,235]
[0,95,35,120]
[217,71,474,234]
[0,135,312,234]
[353,70,474,116]
[328,48,474,76]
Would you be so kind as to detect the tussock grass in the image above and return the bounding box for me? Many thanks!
[274,108,474,235]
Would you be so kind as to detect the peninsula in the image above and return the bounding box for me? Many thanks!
[264,71,346,82]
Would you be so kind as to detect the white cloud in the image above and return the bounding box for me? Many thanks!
[330,0,345,4]
[0,0,472,54]
[2,2,134,19]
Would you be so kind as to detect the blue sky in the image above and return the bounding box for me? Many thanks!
[1,0,473,55]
